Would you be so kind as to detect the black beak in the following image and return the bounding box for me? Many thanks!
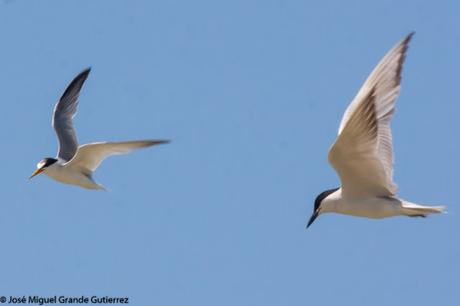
[306,210,319,229]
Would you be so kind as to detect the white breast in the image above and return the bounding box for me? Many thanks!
[43,163,103,190]
[322,189,404,219]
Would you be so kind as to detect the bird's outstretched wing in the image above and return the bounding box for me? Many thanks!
[328,33,414,197]
[65,140,170,173]
[52,68,91,161]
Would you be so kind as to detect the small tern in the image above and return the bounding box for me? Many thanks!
[307,33,445,228]
[30,68,169,190]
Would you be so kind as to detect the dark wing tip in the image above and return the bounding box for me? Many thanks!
[75,67,91,83]
[59,67,92,102]
[142,139,171,147]
[80,67,92,76]
[72,67,91,83]
[395,32,415,83]
[405,31,415,43]
[152,139,171,145]
[401,32,415,55]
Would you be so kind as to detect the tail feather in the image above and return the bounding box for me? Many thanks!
[402,201,446,217]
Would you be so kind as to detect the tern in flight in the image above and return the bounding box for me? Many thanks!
[30,68,169,190]
[307,33,445,228]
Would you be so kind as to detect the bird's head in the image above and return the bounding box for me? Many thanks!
[29,158,58,179]
[306,187,339,229]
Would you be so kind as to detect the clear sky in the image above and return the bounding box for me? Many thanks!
[1,1,459,305]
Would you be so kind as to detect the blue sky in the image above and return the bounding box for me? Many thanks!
[1,1,459,305]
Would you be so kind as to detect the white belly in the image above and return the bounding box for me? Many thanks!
[43,164,103,190]
[320,189,442,219]
[335,197,404,219]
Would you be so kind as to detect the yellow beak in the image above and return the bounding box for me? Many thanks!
[29,168,44,179]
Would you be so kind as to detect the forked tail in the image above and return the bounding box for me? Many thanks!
[402,201,446,217]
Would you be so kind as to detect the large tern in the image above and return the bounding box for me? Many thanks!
[307,33,445,228]
[30,68,169,190]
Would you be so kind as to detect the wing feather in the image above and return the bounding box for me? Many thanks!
[52,68,91,161]
[65,140,170,173]
[328,33,414,197]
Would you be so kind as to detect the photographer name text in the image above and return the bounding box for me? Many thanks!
[0,296,129,305]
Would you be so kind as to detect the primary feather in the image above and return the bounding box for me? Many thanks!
[328,33,414,197]
[52,68,91,161]
[65,140,170,174]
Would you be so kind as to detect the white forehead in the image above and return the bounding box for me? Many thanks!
[37,160,46,169]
